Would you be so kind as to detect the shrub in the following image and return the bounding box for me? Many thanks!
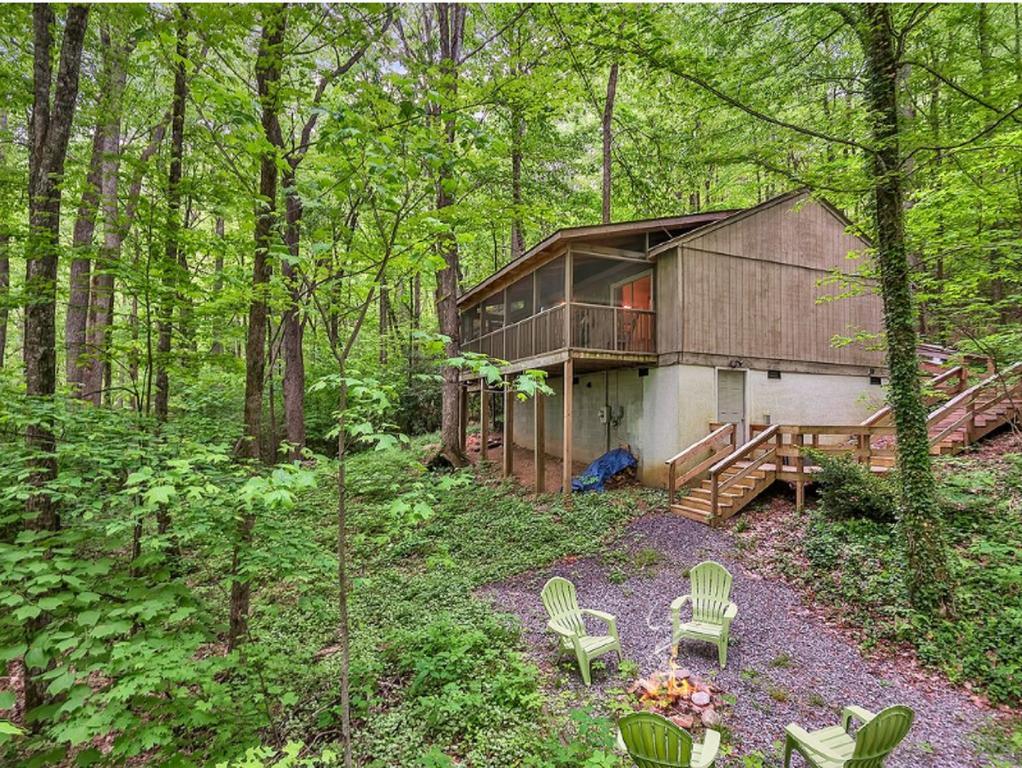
[808,450,898,523]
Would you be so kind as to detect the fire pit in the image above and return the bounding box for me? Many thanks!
[625,659,725,731]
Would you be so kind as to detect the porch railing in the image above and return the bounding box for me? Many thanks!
[461,301,654,363]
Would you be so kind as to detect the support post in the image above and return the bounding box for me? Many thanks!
[479,378,489,464]
[503,377,514,478]
[459,384,468,455]
[562,358,574,499]
[564,246,573,348]
[534,392,545,493]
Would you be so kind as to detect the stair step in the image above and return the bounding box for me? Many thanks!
[672,504,712,522]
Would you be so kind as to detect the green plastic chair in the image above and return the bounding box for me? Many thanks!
[671,561,737,667]
[540,576,621,685]
[783,704,915,768]
[619,711,720,768]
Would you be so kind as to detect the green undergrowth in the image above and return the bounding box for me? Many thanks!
[254,440,657,766]
[736,446,1022,713]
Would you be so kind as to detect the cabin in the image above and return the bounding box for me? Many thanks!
[457,189,887,497]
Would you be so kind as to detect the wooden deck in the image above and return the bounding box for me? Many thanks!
[667,363,1022,525]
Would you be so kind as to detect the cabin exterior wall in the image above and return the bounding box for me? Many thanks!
[511,364,883,489]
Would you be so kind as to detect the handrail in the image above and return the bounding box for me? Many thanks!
[708,424,779,517]
[927,361,1022,428]
[861,365,967,426]
[570,300,655,314]
[709,424,779,477]
[665,422,734,467]
[665,422,734,508]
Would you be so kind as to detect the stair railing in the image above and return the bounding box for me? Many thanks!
[861,365,967,427]
[665,422,735,508]
[927,362,1022,447]
[707,424,780,517]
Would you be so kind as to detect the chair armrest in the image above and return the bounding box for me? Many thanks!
[785,724,846,762]
[670,594,692,613]
[841,705,876,731]
[581,608,618,641]
[670,595,691,643]
[692,728,721,768]
[546,619,577,640]
[724,602,738,620]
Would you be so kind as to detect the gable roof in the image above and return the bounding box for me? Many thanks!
[647,189,869,257]
[457,209,736,308]
[457,190,868,309]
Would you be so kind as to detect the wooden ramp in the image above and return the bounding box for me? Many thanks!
[666,363,1022,525]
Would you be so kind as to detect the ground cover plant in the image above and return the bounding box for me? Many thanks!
[730,435,1022,760]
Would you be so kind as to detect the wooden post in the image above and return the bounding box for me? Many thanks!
[562,358,574,498]
[564,246,573,348]
[503,377,514,478]
[795,432,806,511]
[479,378,489,464]
[459,384,468,454]
[534,391,545,493]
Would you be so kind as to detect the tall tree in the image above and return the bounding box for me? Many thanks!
[231,5,286,650]
[65,123,104,390]
[83,25,133,406]
[24,3,89,529]
[155,6,189,422]
[601,61,618,224]
[433,2,469,468]
[852,3,953,612]
[0,111,11,369]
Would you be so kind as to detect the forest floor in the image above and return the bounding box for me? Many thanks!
[482,512,995,767]
[468,439,588,493]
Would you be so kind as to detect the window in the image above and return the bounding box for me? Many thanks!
[767,369,782,380]
[507,275,533,323]
[614,273,652,310]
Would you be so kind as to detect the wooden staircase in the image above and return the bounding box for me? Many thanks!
[666,363,1022,526]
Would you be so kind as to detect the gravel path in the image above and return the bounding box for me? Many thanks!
[480,513,996,767]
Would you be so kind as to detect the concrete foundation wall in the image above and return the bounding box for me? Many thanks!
[511,364,886,490]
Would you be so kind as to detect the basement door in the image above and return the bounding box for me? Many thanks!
[716,370,746,443]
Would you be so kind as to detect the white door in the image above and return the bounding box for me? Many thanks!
[717,370,746,443]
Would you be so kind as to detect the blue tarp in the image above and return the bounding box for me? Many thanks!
[571,447,638,493]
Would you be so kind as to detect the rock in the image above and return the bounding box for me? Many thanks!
[674,668,691,680]
[671,714,695,729]
[691,691,711,706]
[701,707,720,726]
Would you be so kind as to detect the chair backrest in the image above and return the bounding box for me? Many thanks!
[688,560,732,624]
[847,705,914,768]
[541,576,585,637]
[619,712,693,768]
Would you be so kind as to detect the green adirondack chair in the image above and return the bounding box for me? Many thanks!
[671,560,737,667]
[783,704,914,768]
[618,711,721,768]
[540,576,621,685]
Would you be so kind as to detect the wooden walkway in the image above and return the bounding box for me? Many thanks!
[667,363,1022,525]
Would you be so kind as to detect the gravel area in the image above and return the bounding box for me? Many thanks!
[480,513,997,767]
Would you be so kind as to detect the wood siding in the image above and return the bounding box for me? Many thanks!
[657,194,885,369]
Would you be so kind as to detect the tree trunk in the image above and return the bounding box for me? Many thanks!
[0,111,11,370]
[66,123,104,390]
[155,9,188,422]
[860,3,952,613]
[601,62,619,225]
[510,104,525,260]
[25,3,88,526]
[434,3,469,469]
[230,6,286,651]
[84,29,132,406]
[335,369,353,768]
[0,233,8,369]
[23,1,89,721]
[281,167,306,458]
[211,216,225,355]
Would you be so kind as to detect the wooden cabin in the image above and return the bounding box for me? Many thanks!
[457,190,887,491]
